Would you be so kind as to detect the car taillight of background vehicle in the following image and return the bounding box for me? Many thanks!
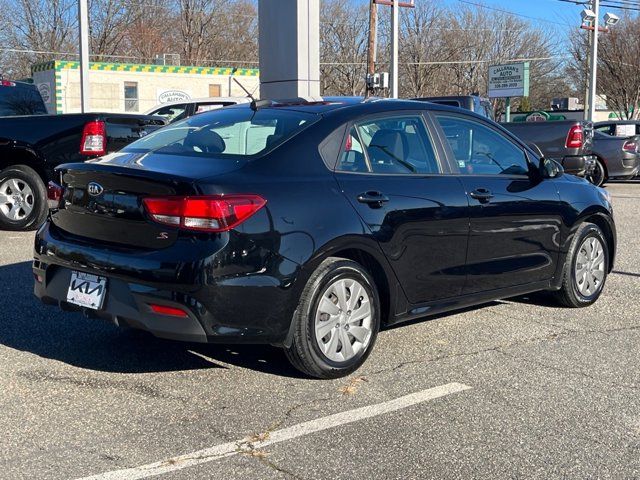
[565,125,584,149]
[0,80,16,87]
[623,140,638,153]
[142,195,267,232]
[47,182,64,209]
[80,120,106,156]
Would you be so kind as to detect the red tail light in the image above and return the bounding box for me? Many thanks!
[142,195,267,232]
[0,80,16,87]
[623,140,638,153]
[148,304,189,317]
[47,181,64,209]
[565,125,584,149]
[80,120,106,156]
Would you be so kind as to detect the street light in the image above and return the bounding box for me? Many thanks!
[604,12,620,27]
[582,1,619,122]
[581,9,596,23]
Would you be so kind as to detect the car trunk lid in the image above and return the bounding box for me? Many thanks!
[51,151,246,249]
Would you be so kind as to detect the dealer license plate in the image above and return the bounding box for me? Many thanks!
[66,271,107,310]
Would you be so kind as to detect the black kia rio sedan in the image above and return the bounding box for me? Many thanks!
[34,97,616,378]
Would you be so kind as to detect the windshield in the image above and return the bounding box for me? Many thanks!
[0,84,48,116]
[124,107,318,157]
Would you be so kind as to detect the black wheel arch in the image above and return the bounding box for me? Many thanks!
[0,144,48,183]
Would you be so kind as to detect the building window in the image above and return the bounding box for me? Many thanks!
[124,82,138,112]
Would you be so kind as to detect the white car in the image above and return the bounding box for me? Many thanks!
[145,97,251,123]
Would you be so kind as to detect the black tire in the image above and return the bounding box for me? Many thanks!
[586,159,607,187]
[284,257,381,379]
[0,165,48,231]
[552,223,609,308]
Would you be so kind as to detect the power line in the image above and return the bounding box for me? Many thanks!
[456,0,573,27]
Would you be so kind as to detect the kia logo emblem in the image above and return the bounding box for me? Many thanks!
[88,182,104,196]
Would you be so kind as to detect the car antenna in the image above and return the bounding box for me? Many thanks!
[233,78,270,111]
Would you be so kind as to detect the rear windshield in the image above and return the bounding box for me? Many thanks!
[123,107,318,157]
[0,84,48,116]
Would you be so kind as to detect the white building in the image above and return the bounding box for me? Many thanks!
[31,60,260,114]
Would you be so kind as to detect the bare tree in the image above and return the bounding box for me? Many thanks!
[596,17,640,119]
[1,0,77,76]
[320,0,368,96]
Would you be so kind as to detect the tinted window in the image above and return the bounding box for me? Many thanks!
[0,84,47,116]
[354,116,440,174]
[151,104,189,123]
[596,124,614,136]
[337,126,368,172]
[436,115,529,175]
[123,107,317,158]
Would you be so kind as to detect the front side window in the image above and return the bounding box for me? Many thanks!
[337,116,440,174]
[435,115,530,176]
[124,82,138,112]
[123,107,317,158]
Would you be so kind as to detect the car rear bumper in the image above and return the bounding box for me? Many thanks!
[33,221,303,345]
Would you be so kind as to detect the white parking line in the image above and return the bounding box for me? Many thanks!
[76,382,472,480]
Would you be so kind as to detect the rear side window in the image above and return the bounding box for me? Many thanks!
[0,84,47,116]
[123,107,318,157]
[338,116,440,174]
[436,114,529,176]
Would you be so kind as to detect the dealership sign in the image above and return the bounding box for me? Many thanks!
[157,89,191,104]
[488,62,530,98]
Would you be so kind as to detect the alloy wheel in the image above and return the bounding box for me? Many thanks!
[574,236,606,297]
[586,162,606,187]
[314,277,373,363]
[0,178,35,221]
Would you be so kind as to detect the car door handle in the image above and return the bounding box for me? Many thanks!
[469,188,494,202]
[357,191,389,207]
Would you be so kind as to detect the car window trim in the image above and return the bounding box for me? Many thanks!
[335,111,446,176]
[430,111,534,178]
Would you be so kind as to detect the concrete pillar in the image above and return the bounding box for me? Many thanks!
[258,0,320,99]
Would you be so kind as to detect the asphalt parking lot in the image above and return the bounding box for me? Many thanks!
[1,181,639,480]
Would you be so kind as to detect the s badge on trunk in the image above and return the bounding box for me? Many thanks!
[88,182,104,196]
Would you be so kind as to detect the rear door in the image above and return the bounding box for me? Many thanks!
[432,112,562,294]
[334,112,469,304]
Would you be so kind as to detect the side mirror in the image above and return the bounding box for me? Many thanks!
[539,157,564,179]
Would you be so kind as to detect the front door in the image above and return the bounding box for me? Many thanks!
[334,113,469,304]
[432,113,562,294]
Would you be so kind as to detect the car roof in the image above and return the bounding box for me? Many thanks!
[145,97,250,113]
[259,96,489,120]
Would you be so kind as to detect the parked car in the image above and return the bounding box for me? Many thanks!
[501,120,596,177]
[588,130,640,186]
[145,97,251,123]
[0,79,48,116]
[35,98,616,379]
[412,95,494,120]
[0,112,166,230]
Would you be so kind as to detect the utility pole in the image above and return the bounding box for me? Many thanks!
[78,0,90,113]
[584,29,592,121]
[588,0,600,121]
[391,0,399,98]
[366,0,378,97]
